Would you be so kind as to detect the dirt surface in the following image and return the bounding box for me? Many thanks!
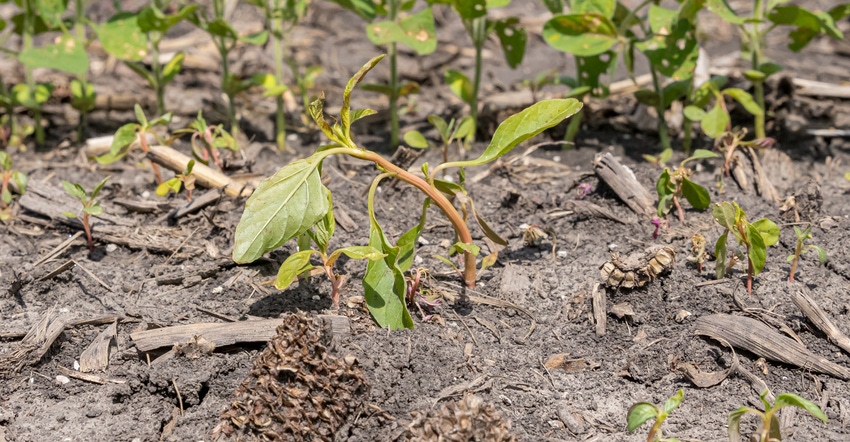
[2,2,850,441]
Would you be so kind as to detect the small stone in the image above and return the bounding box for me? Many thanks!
[439,239,452,249]
[518,223,530,230]
[73,360,80,370]
[417,237,430,245]
[141,191,150,199]
[557,250,568,258]
[312,295,321,301]
[674,310,691,323]
[414,255,423,265]
[106,244,117,253]
[608,243,618,251]
[212,286,224,294]
[55,375,70,385]
[552,155,561,162]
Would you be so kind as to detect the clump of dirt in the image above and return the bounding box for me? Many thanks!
[214,312,368,441]
[402,394,516,442]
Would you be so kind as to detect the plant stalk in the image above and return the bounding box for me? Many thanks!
[649,67,671,150]
[23,0,44,145]
[82,212,94,252]
[750,0,767,139]
[388,0,400,147]
[74,0,89,144]
[151,33,165,115]
[789,243,802,283]
[271,1,287,150]
[469,16,486,140]
[564,106,583,145]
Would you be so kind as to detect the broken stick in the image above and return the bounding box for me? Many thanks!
[147,145,254,198]
[592,153,655,218]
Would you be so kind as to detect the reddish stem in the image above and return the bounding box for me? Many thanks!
[1,174,9,209]
[82,212,94,252]
[673,195,685,223]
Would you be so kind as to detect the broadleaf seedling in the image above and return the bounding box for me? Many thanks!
[714,129,775,179]
[156,159,196,202]
[232,55,581,329]
[728,390,827,442]
[712,201,779,295]
[786,224,826,283]
[62,176,110,252]
[627,389,684,442]
[96,104,172,183]
[655,149,718,222]
[0,151,28,220]
[403,114,474,166]
[683,76,763,140]
[172,111,239,169]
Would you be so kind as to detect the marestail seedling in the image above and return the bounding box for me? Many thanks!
[728,390,827,442]
[712,201,779,295]
[403,114,474,166]
[0,151,28,220]
[627,389,684,442]
[97,104,172,183]
[62,176,110,253]
[232,55,581,329]
[655,149,717,222]
[787,223,826,283]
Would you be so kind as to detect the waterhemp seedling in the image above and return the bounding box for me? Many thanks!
[232,55,581,329]
[0,152,28,220]
[787,224,826,283]
[156,159,196,202]
[97,104,172,183]
[627,389,683,442]
[329,0,437,147]
[403,114,474,166]
[706,0,850,139]
[96,2,198,116]
[655,149,717,222]
[62,176,110,252]
[683,76,763,141]
[712,201,779,295]
[172,111,239,170]
[728,390,827,442]
[190,0,269,136]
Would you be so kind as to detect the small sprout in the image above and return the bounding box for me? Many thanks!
[156,160,196,202]
[0,151,28,220]
[714,129,774,178]
[686,233,708,273]
[403,114,474,166]
[712,201,779,295]
[786,224,827,283]
[575,183,592,199]
[643,148,673,167]
[650,218,661,239]
[173,111,239,169]
[521,223,557,260]
[62,176,110,252]
[97,104,172,183]
[729,390,827,442]
[405,268,441,322]
[656,149,718,223]
[627,389,684,442]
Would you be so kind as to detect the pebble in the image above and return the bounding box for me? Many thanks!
[608,243,618,251]
[417,237,430,245]
[106,244,117,253]
[73,360,80,370]
[518,223,530,230]
[212,286,224,294]
[141,191,150,199]
[552,155,561,162]
[55,375,70,385]
[414,255,423,265]
[312,295,321,301]
[557,250,568,258]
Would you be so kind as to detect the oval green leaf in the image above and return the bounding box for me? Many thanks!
[774,393,828,422]
[722,88,763,116]
[745,223,767,275]
[626,402,658,432]
[95,12,147,61]
[700,102,729,138]
[751,218,779,247]
[681,177,711,210]
[403,130,429,149]
[542,13,618,57]
[275,250,316,290]
[18,35,89,76]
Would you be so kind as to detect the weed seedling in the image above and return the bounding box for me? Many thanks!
[655,149,718,222]
[232,55,581,329]
[0,152,28,220]
[683,76,763,141]
[97,104,172,183]
[156,160,196,202]
[715,129,774,178]
[403,115,474,166]
[787,224,827,283]
[62,176,110,252]
[627,389,684,442]
[686,233,707,273]
[173,111,238,169]
[712,201,779,295]
[728,389,827,442]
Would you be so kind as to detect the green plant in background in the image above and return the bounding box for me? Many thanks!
[247,0,311,150]
[172,111,239,169]
[156,159,196,202]
[705,0,850,139]
[787,223,826,283]
[286,59,323,126]
[655,149,717,222]
[96,104,172,183]
[62,176,110,252]
[714,129,773,179]
[0,151,28,220]
[232,55,581,329]
[627,389,684,442]
[96,2,198,117]
[403,114,474,165]
[728,390,827,442]
[433,0,526,141]
[190,0,269,137]
[712,201,779,295]
[683,76,763,142]
[329,0,437,148]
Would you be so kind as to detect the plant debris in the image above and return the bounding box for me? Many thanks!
[599,246,676,289]
[401,393,516,442]
[213,312,368,441]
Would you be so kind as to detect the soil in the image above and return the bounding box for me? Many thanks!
[2,1,850,441]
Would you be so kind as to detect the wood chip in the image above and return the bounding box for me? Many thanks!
[0,308,67,376]
[592,153,654,218]
[792,288,850,356]
[147,145,254,198]
[130,319,285,352]
[592,283,606,336]
[79,322,117,373]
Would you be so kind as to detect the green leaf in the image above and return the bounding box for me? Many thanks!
[138,4,198,33]
[162,52,185,84]
[397,198,430,273]
[62,211,77,219]
[1,188,10,205]
[240,30,269,45]
[11,171,27,194]
[61,181,87,200]
[327,0,378,21]
[571,0,616,18]
[275,250,316,290]
[700,102,729,138]
[91,176,110,200]
[575,51,616,97]
[656,169,674,216]
[684,149,718,162]
[751,218,779,247]
[427,114,449,141]
[156,179,179,196]
[774,393,828,422]
[494,17,526,68]
[455,0,487,19]
[364,212,414,330]
[663,389,684,414]
[367,8,437,55]
[454,116,475,140]
[634,89,659,107]
[626,402,659,432]
[232,154,331,263]
[18,35,89,76]
[684,105,707,121]
[811,246,828,265]
[722,88,763,116]
[541,0,563,14]
[351,108,377,123]
[35,0,68,28]
[728,407,757,442]
[95,12,147,61]
[97,123,138,165]
[327,245,386,267]
[745,222,767,275]
[310,191,335,254]
[743,69,766,82]
[759,62,782,78]
[681,177,711,210]
[768,6,819,29]
[444,70,475,106]
[715,231,728,279]
[830,4,850,21]
[706,0,744,24]
[403,130,429,149]
[449,241,480,256]
[663,79,690,105]
[712,202,736,231]
[449,99,582,168]
[134,104,148,127]
[83,205,103,216]
[635,13,699,81]
[341,55,385,137]
[69,79,96,112]
[542,13,618,57]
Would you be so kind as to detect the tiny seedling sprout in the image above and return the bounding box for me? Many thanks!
[627,389,684,442]
[156,160,196,202]
[728,390,827,442]
[712,201,779,295]
[0,152,28,220]
[97,104,172,183]
[62,176,110,252]
[403,114,474,166]
[656,149,718,222]
[787,224,827,283]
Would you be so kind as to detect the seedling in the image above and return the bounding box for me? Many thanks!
[686,233,707,273]
[403,115,474,166]
[715,129,774,178]
[728,390,827,442]
[172,111,238,170]
[96,104,172,184]
[438,0,526,140]
[190,0,269,136]
[156,160,196,202]
[96,2,198,116]
[787,224,827,283]
[232,55,581,329]
[626,389,683,442]
[683,76,763,141]
[712,201,779,295]
[706,1,849,139]
[0,152,28,220]
[287,60,323,127]
[62,176,110,253]
[655,149,718,222]
[330,0,437,147]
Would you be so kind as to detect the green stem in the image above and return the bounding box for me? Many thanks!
[387,0,400,147]
[23,0,43,146]
[564,106,583,145]
[649,66,671,150]
[151,33,165,115]
[74,0,89,144]
[271,2,286,150]
[750,0,766,139]
[469,17,486,140]
[0,74,16,144]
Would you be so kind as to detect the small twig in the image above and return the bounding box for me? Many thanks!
[451,309,479,346]
[695,279,731,288]
[33,232,84,267]
[540,356,556,389]
[173,378,184,416]
[164,226,203,266]
[72,260,113,292]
